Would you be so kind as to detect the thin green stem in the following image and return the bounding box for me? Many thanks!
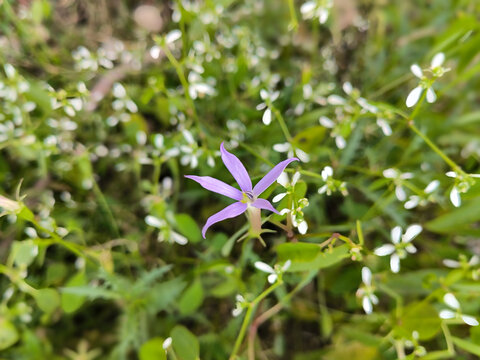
[229,281,282,360]
[408,121,460,171]
[356,220,364,246]
[287,0,298,30]
[271,105,293,142]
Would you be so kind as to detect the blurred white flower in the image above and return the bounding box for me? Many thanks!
[374,225,422,273]
[273,171,300,203]
[273,142,310,163]
[300,0,333,24]
[406,53,448,108]
[254,260,291,284]
[439,293,479,326]
[383,168,413,201]
[356,267,379,314]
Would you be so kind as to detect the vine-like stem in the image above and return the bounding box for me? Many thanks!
[229,280,283,360]
[246,270,317,359]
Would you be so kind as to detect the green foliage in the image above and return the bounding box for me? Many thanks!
[1,0,480,359]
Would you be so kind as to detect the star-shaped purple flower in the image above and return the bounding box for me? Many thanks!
[185,142,298,238]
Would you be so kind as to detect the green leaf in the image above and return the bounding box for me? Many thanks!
[0,319,19,350]
[276,243,350,272]
[34,288,60,314]
[10,240,38,267]
[292,125,326,152]
[174,213,202,243]
[394,302,441,340]
[61,271,87,313]
[178,280,204,315]
[452,336,480,356]
[171,325,199,360]
[139,337,167,360]
[426,200,480,234]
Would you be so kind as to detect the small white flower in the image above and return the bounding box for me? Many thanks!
[356,267,379,314]
[439,293,479,326]
[254,260,290,284]
[374,225,422,273]
[406,53,447,108]
[273,142,310,163]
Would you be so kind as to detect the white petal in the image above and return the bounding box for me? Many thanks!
[260,89,268,100]
[335,136,346,149]
[300,1,316,15]
[279,208,290,215]
[321,166,333,180]
[445,171,457,178]
[395,186,407,201]
[232,307,243,317]
[439,309,456,319]
[150,45,161,59]
[426,87,437,103]
[443,259,460,268]
[462,315,479,326]
[262,108,272,125]
[318,185,327,194]
[370,294,379,305]
[327,94,346,105]
[282,260,292,271]
[450,187,461,207]
[403,224,422,242]
[254,261,274,274]
[391,226,402,244]
[276,172,289,187]
[162,337,173,349]
[404,196,420,209]
[292,172,301,186]
[383,168,398,179]
[267,274,278,284]
[145,215,164,228]
[444,293,460,310]
[406,244,417,254]
[425,180,440,194]
[165,30,182,44]
[172,231,188,245]
[343,82,353,95]
[319,116,334,128]
[374,244,396,256]
[362,296,373,314]
[272,193,287,203]
[273,143,290,153]
[469,256,480,266]
[431,53,445,68]
[406,86,423,108]
[295,148,310,163]
[410,64,423,78]
[390,254,400,273]
[318,8,329,24]
[298,221,308,235]
[377,118,392,136]
[362,267,372,286]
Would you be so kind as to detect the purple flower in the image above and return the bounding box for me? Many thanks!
[185,142,298,238]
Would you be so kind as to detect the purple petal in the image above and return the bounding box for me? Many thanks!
[202,202,248,238]
[251,198,279,214]
[220,142,252,192]
[253,158,299,195]
[185,175,243,201]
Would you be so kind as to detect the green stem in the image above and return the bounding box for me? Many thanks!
[287,0,298,30]
[408,121,460,171]
[271,105,293,142]
[161,42,203,138]
[229,281,282,360]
